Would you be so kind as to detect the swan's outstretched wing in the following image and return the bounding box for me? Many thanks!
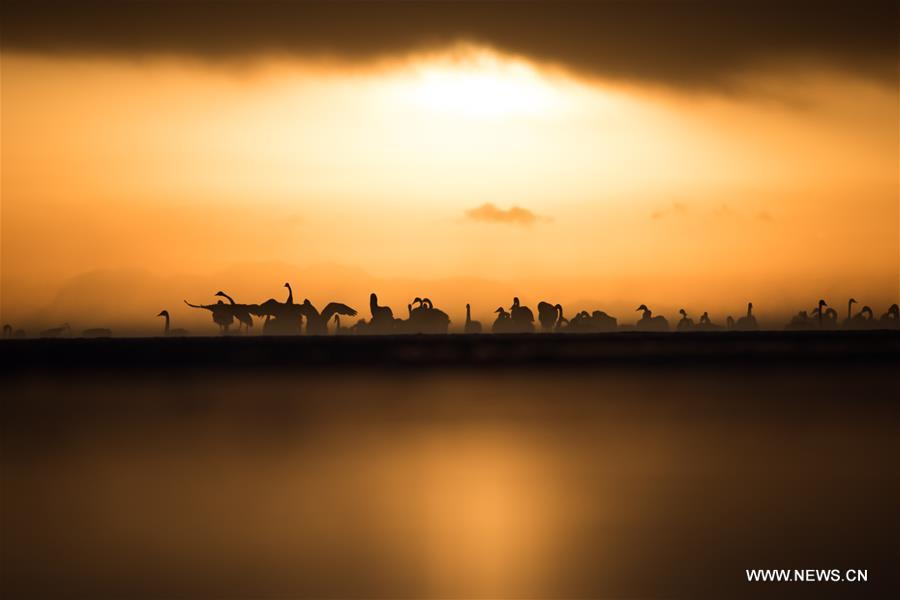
[321,302,358,322]
[247,299,279,316]
[184,300,213,310]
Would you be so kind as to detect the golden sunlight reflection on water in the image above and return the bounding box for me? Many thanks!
[2,367,897,598]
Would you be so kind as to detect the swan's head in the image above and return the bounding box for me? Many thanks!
[679,308,687,317]
[555,303,563,311]
[370,292,377,302]
[284,282,292,289]
[303,298,312,306]
[511,297,520,308]
[495,307,504,314]
[412,297,422,306]
[818,299,827,307]
[157,310,169,318]
[215,291,226,297]
[636,304,649,312]
[466,303,471,309]
[849,298,857,304]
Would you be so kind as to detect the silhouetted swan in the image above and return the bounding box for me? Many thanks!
[537,301,559,332]
[677,309,694,331]
[300,299,358,335]
[370,293,393,321]
[368,293,395,333]
[157,310,188,336]
[590,310,617,332]
[214,291,254,332]
[2,324,11,337]
[40,323,71,338]
[247,283,304,334]
[842,298,857,328]
[734,302,758,331]
[492,307,516,333]
[81,328,112,338]
[696,311,721,331]
[812,299,827,328]
[786,310,813,330]
[880,303,899,328]
[554,304,569,331]
[404,297,450,333]
[465,303,482,334]
[846,304,875,329]
[510,298,535,326]
[184,299,235,332]
[635,305,668,331]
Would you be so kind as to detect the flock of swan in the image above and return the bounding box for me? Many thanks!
[3,283,898,338]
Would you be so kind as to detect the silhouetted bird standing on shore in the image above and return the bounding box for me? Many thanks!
[465,304,482,334]
[369,293,395,333]
[880,304,899,328]
[247,282,304,334]
[214,291,254,332]
[157,310,188,336]
[734,302,758,331]
[537,301,559,332]
[843,298,857,328]
[636,305,669,331]
[300,299,358,335]
[509,297,535,333]
[677,309,694,331]
[492,307,515,333]
[184,299,235,332]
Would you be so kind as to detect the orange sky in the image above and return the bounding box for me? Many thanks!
[1,47,897,333]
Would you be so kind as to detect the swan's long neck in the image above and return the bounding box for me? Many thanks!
[163,314,170,333]
[747,304,752,318]
[557,305,564,324]
[466,305,472,323]
[847,300,853,320]
[222,293,235,305]
[285,285,293,304]
[370,295,377,314]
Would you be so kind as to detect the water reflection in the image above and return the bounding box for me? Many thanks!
[2,367,897,598]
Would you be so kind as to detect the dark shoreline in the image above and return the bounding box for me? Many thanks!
[1,330,897,372]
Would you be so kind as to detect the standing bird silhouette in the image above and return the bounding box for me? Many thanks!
[537,301,560,332]
[157,310,188,336]
[734,302,758,331]
[300,299,358,335]
[214,291,254,332]
[464,303,482,334]
[635,305,669,331]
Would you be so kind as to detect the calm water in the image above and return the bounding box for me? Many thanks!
[2,365,897,598]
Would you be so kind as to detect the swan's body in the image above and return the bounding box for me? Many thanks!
[492,307,516,333]
[635,305,668,332]
[677,309,694,331]
[510,298,535,329]
[537,301,559,332]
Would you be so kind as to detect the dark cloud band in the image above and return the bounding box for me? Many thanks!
[2,1,895,89]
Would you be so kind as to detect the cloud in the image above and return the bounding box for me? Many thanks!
[2,1,895,91]
[464,203,547,226]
